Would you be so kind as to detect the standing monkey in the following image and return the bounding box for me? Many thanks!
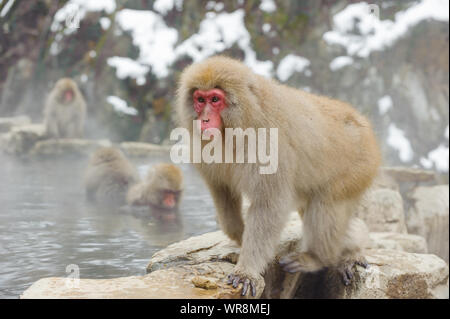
[84,147,140,206]
[176,56,381,296]
[44,78,86,138]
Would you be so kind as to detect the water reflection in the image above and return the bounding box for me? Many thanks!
[0,154,216,298]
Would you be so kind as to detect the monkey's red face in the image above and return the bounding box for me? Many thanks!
[193,88,227,131]
[162,191,176,209]
[63,89,74,103]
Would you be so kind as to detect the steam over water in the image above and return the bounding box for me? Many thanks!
[0,155,216,298]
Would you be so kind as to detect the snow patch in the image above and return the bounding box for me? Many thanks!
[378,95,393,115]
[387,123,414,162]
[206,1,224,11]
[107,96,138,116]
[427,145,449,172]
[51,0,116,34]
[107,56,149,85]
[115,9,178,78]
[71,0,115,13]
[323,0,449,57]
[175,9,273,77]
[259,0,276,13]
[419,157,433,169]
[99,17,111,30]
[329,56,354,71]
[262,23,271,33]
[153,0,183,15]
[276,54,311,82]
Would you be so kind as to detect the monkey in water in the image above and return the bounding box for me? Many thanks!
[176,56,381,296]
[84,147,140,206]
[127,163,184,221]
[44,78,86,138]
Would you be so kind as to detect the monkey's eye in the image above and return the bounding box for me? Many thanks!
[211,96,219,103]
[197,97,205,103]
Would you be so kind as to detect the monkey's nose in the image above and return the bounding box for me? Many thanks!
[202,119,210,123]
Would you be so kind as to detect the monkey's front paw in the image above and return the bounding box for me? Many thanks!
[337,256,369,286]
[226,270,262,297]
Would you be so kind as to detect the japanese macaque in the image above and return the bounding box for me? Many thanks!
[44,78,86,138]
[84,147,140,206]
[176,56,381,296]
[126,163,184,221]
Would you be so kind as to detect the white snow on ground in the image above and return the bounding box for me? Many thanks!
[259,0,276,13]
[329,56,354,71]
[387,123,414,162]
[107,57,149,85]
[378,95,393,115]
[175,9,273,77]
[115,9,178,79]
[153,0,183,15]
[51,0,116,33]
[276,54,311,81]
[106,96,138,116]
[0,0,15,17]
[323,0,449,57]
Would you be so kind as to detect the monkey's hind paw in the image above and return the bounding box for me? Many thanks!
[226,272,261,297]
[337,256,369,286]
[279,252,323,273]
[279,255,302,274]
